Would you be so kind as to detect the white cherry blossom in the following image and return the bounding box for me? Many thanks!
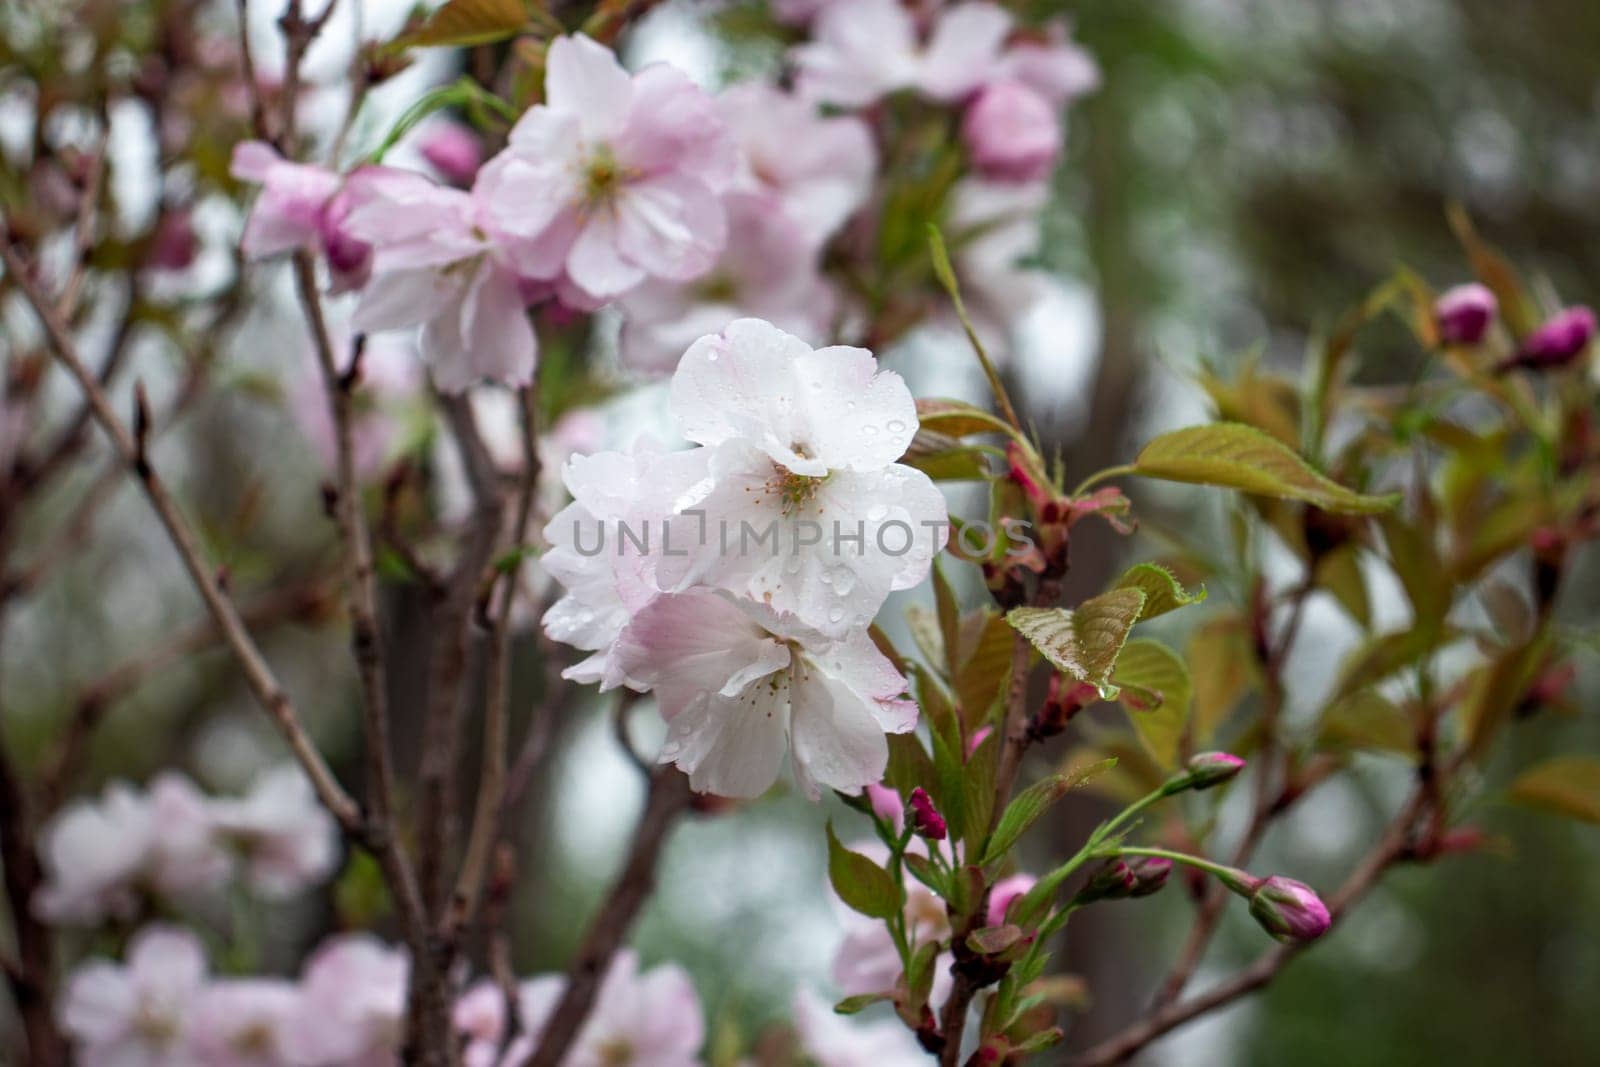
[663,319,946,635]
[614,588,916,799]
[59,925,208,1067]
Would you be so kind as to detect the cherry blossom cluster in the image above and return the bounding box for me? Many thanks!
[34,766,337,925]
[60,927,901,1067]
[542,317,946,798]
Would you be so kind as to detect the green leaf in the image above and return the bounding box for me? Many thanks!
[902,435,992,481]
[825,823,900,920]
[1111,639,1192,768]
[954,613,1014,730]
[1507,757,1600,825]
[395,0,533,48]
[1133,423,1399,514]
[833,993,891,1015]
[1317,691,1415,758]
[981,762,1114,866]
[1314,543,1370,629]
[916,398,1015,439]
[1111,563,1207,621]
[884,733,935,798]
[1007,589,1147,699]
[960,730,999,854]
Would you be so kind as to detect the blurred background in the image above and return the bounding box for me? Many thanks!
[4,0,1600,1063]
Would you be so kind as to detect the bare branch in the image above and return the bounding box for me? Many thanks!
[0,239,361,831]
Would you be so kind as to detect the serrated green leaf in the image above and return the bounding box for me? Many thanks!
[1134,423,1398,514]
[981,762,1113,866]
[1111,563,1207,621]
[955,613,1014,730]
[1111,639,1192,768]
[1007,589,1146,699]
[826,823,900,920]
[1187,615,1257,743]
[1507,757,1600,825]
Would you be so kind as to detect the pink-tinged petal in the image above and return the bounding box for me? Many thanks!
[612,174,726,282]
[564,213,647,302]
[793,344,918,469]
[544,34,634,140]
[793,0,919,107]
[342,170,481,270]
[352,267,462,334]
[615,590,789,718]
[789,666,890,799]
[614,64,737,191]
[126,926,207,998]
[229,140,280,182]
[917,2,1015,101]
[815,632,917,733]
[476,131,579,250]
[454,262,537,391]
[660,684,791,798]
[59,963,137,1044]
[962,80,1062,183]
[1000,30,1101,106]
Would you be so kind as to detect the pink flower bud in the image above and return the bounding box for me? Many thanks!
[1514,305,1596,370]
[1434,283,1497,345]
[907,787,947,841]
[864,783,904,830]
[1247,876,1330,942]
[1074,859,1138,904]
[1128,856,1172,898]
[961,79,1062,183]
[420,120,484,186]
[1189,751,1246,786]
[986,873,1037,926]
[966,726,994,758]
[148,208,199,272]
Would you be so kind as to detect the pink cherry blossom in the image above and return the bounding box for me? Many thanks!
[794,0,1015,107]
[477,34,735,305]
[516,950,704,1067]
[996,20,1101,106]
[209,765,338,898]
[453,980,508,1067]
[344,168,537,393]
[59,924,208,1067]
[945,177,1056,349]
[614,589,917,799]
[962,79,1062,182]
[616,195,838,373]
[34,780,155,924]
[187,978,300,1067]
[284,935,408,1066]
[791,988,928,1067]
[231,141,375,293]
[986,872,1037,926]
[719,81,876,246]
[662,319,946,635]
[144,771,234,898]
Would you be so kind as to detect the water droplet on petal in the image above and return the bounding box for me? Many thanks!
[887,419,906,434]
[828,606,846,623]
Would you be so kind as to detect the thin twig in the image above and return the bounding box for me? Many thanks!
[1067,787,1430,1067]
[0,239,361,831]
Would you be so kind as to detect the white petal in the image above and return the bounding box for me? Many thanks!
[789,662,890,799]
[544,34,634,140]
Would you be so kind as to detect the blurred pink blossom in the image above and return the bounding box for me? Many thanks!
[962,79,1062,181]
[59,924,208,1066]
[419,118,485,186]
[209,765,338,898]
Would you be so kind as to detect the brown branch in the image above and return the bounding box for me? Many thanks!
[1067,787,1431,1067]
[525,767,693,1067]
[447,386,540,941]
[0,239,360,832]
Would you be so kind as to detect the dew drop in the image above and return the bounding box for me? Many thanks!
[828,606,846,623]
[886,419,906,434]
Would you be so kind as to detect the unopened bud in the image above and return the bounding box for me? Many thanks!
[1247,876,1331,943]
[907,787,947,841]
[1127,856,1172,898]
[1508,305,1596,371]
[1433,282,1497,345]
[986,873,1037,926]
[1073,859,1137,904]
[864,783,904,830]
[1165,751,1246,794]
